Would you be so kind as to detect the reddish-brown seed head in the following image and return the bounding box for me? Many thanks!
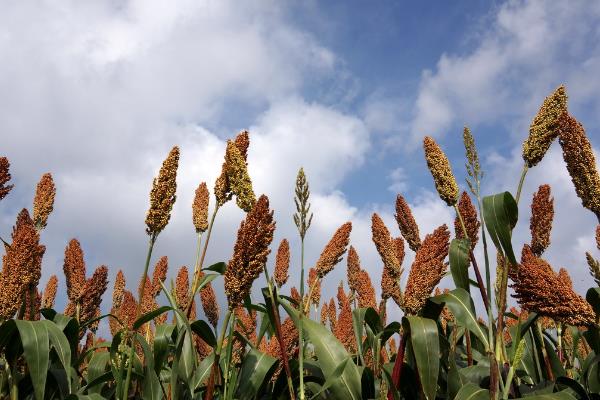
[315,222,352,278]
[32,173,56,230]
[145,146,179,235]
[42,275,58,309]
[395,194,421,252]
[63,239,87,303]
[529,185,554,256]
[455,191,480,251]
[198,271,220,328]
[372,213,401,277]
[274,239,290,288]
[192,182,210,233]
[346,245,361,293]
[0,157,14,201]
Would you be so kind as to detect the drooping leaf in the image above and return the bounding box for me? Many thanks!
[133,306,171,330]
[454,383,489,400]
[405,316,439,400]
[203,261,227,274]
[15,320,50,400]
[482,191,518,265]
[43,320,72,393]
[449,238,471,292]
[431,288,489,350]
[235,348,277,400]
[191,320,217,348]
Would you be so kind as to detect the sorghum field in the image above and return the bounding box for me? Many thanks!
[1,86,600,400]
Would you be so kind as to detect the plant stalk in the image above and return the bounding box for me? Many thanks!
[122,233,156,399]
[388,330,407,400]
[204,309,232,400]
[298,238,306,400]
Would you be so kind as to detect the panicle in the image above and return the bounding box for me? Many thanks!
[192,182,209,232]
[334,285,356,353]
[0,209,45,320]
[175,266,190,309]
[151,256,168,298]
[463,127,481,181]
[372,213,401,276]
[328,297,337,331]
[455,191,480,250]
[558,112,600,219]
[32,173,56,230]
[512,245,595,326]
[66,266,108,337]
[42,275,58,309]
[596,225,600,250]
[346,246,361,293]
[395,195,421,251]
[356,269,377,310]
[214,132,251,207]
[110,270,126,335]
[0,156,14,201]
[273,239,290,288]
[224,195,275,308]
[381,265,402,307]
[24,289,41,321]
[293,167,313,240]
[529,185,554,256]
[225,139,256,212]
[393,237,405,267]
[198,271,220,328]
[315,222,352,278]
[523,86,568,167]
[290,287,301,309]
[308,267,321,306]
[587,252,600,286]
[423,136,459,206]
[145,146,179,235]
[403,224,450,315]
[118,290,139,331]
[320,302,328,325]
[63,239,87,303]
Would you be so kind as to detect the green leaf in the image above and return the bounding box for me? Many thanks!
[192,353,215,390]
[154,324,176,375]
[449,238,471,292]
[309,358,350,400]
[203,261,226,274]
[235,348,277,400]
[15,320,50,400]
[586,288,600,316]
[519,391,578,399]
[405,316,439,400]
[85,352,110,394]
[431,288,489,350]
[482,191,518,265]
[66,394,106,400]
[133,306,171,330]
[43,320,72,393]
[454,383,489,399]
[302,316,362,399]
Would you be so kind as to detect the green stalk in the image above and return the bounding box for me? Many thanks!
[9,365,18,400]
[188,207,219,316]
[298,238,306,400]
[515,166,529,205]
[222,313,236,400]
[122,233,156,400]
[263,267,296,400]
[205,309,232,400]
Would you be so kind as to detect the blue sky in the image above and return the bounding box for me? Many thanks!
[1,0,599,326]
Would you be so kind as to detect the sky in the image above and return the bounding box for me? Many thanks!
[1,0,600,332]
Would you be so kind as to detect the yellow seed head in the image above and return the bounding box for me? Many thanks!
[225,140,256,212]
[558,112,600,218]
[32,173,56,230]
[423,137,459,206]
[145,146,179,235]
[192,182,209,232]
[523,86,568,167]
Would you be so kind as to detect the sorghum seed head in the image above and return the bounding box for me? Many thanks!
[192,182,209,232]
[151,256,168,298]
[32,173,56,230]
[455,191,480,251]
[403,224,450,315]
[225,140,256,212]
[372,213,401,277]
[423,136,459,206]
[346,246,361,293]
[145,146,179,236]
[64,238,86,303]
[395,194,421,252]
[42,275,58,309]
[308,267,321,306]
[0,157,14,201]
[529,185,554,256]
[523,86,568,167]
[315,222,352,278]
[274,239,290,288]
[199,271,220,328]
[558,112,600,218]
[356,269,377,310]
[225,195,275,308]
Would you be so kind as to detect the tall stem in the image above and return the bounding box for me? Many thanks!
[122,234,156,400]
[388,330,407,400]
[515,166,528,205]
[222,313,236,400]
[188,207,219,316]
[298,238,306,400]
[204,309,232,400]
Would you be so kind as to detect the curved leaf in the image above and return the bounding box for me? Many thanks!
[431,288,489,350]
[43,320,72,393]
[405,316,439,400]
[85,352,110,394]
[15,320,49,400]
[133,306,171,330]
[454,383,489,400]
[449,238,471,292]
[191,320,217,348]
[482,191,518,265]
[154,323,176,375]
[235,348,277,400]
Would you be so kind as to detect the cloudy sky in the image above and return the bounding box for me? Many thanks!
[1,0,600,329]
